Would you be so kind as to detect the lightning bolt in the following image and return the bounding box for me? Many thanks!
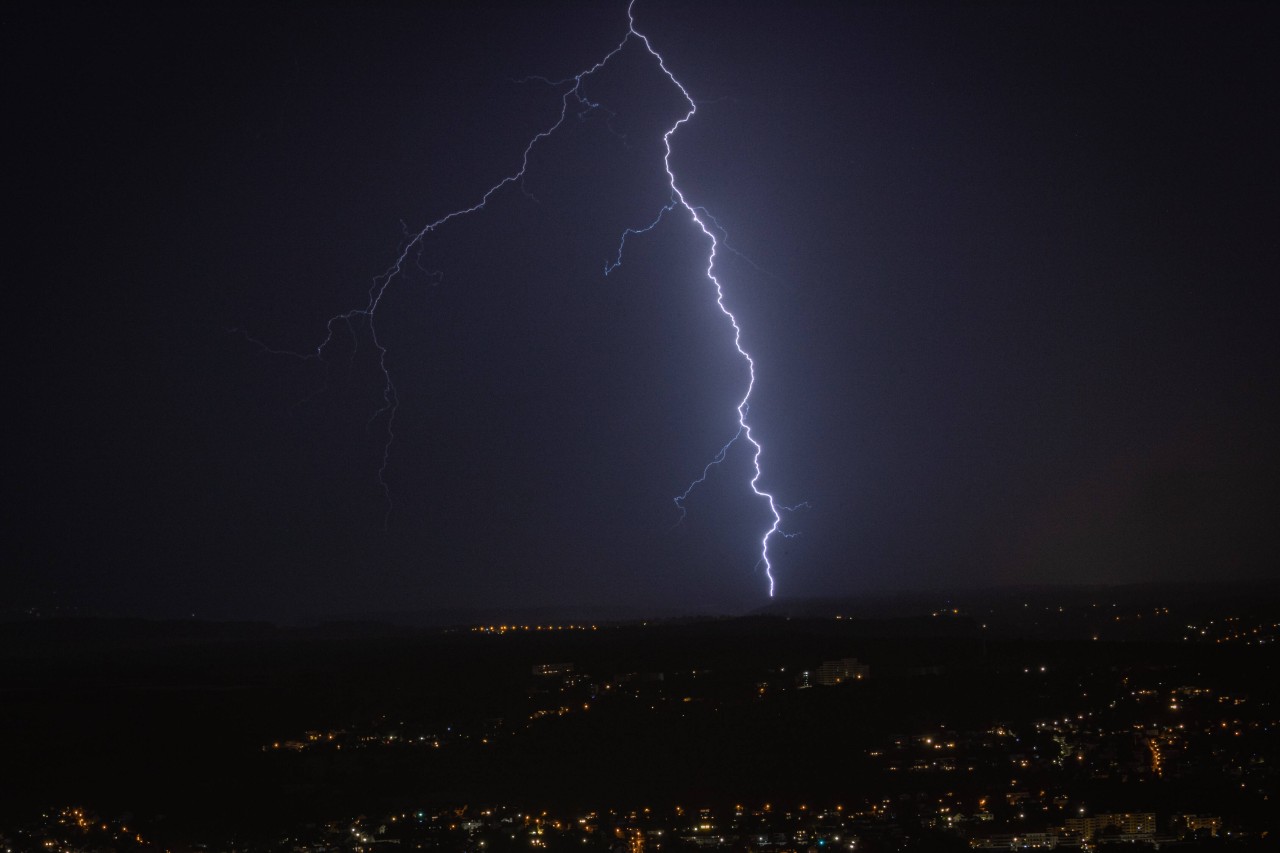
[614,4,804,597]
[248,1,800,596]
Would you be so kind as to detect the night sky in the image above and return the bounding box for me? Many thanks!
[6,1,1276,621]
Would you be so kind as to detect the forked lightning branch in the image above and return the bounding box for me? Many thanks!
[253,1,801,596]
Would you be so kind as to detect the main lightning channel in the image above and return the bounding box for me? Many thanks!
[618,4,792,597]
[253,1,795,595]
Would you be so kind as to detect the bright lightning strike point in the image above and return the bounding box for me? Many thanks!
[250,1,802,597]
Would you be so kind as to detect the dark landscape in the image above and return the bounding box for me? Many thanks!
[3,582,1277,850]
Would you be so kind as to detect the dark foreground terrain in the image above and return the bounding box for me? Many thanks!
[2,582,1277,850]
